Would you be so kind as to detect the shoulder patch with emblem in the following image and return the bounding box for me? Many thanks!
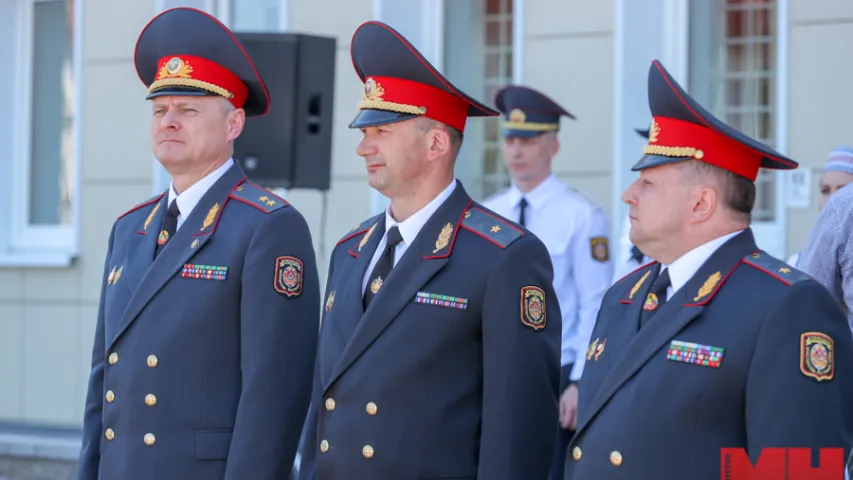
[800,331,834,382]
[229,181,289,214]
[520,286,546,331]
[117,192,165,220]
[742,251,811,286]
[461,207,523,249]
[590,236,610,262]
[274,256,303,297]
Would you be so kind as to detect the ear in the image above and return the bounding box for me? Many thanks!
[226,108,246,142]
[427,127,452,162]
[690,185,717,222]
[549,133,560,158]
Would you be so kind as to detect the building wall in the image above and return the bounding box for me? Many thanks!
[785,0,853,256]
[524,0,615,215]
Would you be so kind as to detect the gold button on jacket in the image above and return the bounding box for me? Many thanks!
[108,352,119,365]
[144,433,156,446]
[365,402,378,415]
[325,398,336,411]
[362,445,374,459]
[572,446,582,461]
[104,428,115,441]
[610,451,623,466]
[145,394,157,406]
[147,355,158,368]
[320,440,329,453]
[105,390,115,403]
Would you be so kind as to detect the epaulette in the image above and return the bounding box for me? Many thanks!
[742,251,811,286]
[337,213,382,246]
[117,192,164,220]
[461,207,523,249]
[229,181,289,214]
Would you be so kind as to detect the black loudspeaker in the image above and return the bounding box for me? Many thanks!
[233,32,337,191]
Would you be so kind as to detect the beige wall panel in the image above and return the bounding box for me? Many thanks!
[84,0,155,62]
[525,36,614,176]
[22,305,81,426]
[0,303,24,421]
[791,0,853,24]
[290,0,374,41]
[0,271,25,301]
[81,62,153,183]
[79,183,155,303]
[526,0,613,37]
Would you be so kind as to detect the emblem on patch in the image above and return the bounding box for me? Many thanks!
[520,286,546,330]
[274,256,303,297]
[590,237,609,262]
[800,332,834,381]
[643,292,659,311]
[157,230,169,245]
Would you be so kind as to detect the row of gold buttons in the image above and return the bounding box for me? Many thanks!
[320,398,378,458]
[103,429,157,446]
[572,447,623,467]
[107,352,159,368]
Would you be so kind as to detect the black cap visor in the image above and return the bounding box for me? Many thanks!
[349,109,419,129]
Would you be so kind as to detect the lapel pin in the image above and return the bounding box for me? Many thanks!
[201,203,219,232]
[370,276,383,294]
[433,222,453,254]
[586,338,599,361]
[693,271,721,302]
[191,238,200,249]
[107,266,117,286]
[359,223,377,252]
[158,230,169,245]
[144,203,160,231]
[594,339,606,361]
[630,270,651,300]
[325,290,336,312]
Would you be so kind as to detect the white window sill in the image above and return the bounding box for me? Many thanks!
[0,251,77,268]
[0,432,81,461]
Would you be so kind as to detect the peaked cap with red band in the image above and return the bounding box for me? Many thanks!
[134,7,270,117]
[634,60,797,181]
[348,21,499,133]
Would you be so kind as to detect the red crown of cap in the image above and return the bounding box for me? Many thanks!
[359,76,470,132]
[149,55,249,109]
[643,116,762,181]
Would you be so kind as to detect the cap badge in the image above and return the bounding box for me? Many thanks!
[509,108,526,124]
[158,56,193,80]
[363,77,385,102]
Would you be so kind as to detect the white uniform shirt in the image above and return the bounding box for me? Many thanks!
[167,158,234,231]
[482,174,613,381]
[361,179,457,293]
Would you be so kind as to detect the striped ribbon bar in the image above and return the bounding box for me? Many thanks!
[666,339,724,368]
[415,291,468,310]
[181,263,228,281]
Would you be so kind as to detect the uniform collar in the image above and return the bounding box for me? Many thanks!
[168,158,234,221]
[663,229,744,295]
[384,178,457,247]
[507,173,560,210]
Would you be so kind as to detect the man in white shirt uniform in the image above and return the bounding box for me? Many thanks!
[566,59,853,479]
[481,85,613,480]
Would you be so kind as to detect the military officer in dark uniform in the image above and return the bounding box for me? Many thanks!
[297,21,561,480]
[77,8,320,479]
[566,60,853,478]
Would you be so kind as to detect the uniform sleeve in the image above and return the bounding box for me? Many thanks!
[223,207,321,480]
[296,249,337,480]
[568,207,613,381]
[478,235,561,480]
[76,223,116,480]
[745,280,853,462]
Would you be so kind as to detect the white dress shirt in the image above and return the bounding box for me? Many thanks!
[361,179,457,294]
[658,229,743,300]
[167,158,234,230]
[482,174,613,381]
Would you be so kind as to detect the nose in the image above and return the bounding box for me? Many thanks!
[621,181,637,206]
[356,136,375,158]
[160,108,180,131]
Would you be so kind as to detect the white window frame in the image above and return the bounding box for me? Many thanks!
[0,0,84,267]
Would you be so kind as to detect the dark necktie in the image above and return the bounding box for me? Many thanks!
[155,199,180,258]
[639,267,671,328]
[630,245,645,264]
[518,197,528,227]
[363,225,403,309]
